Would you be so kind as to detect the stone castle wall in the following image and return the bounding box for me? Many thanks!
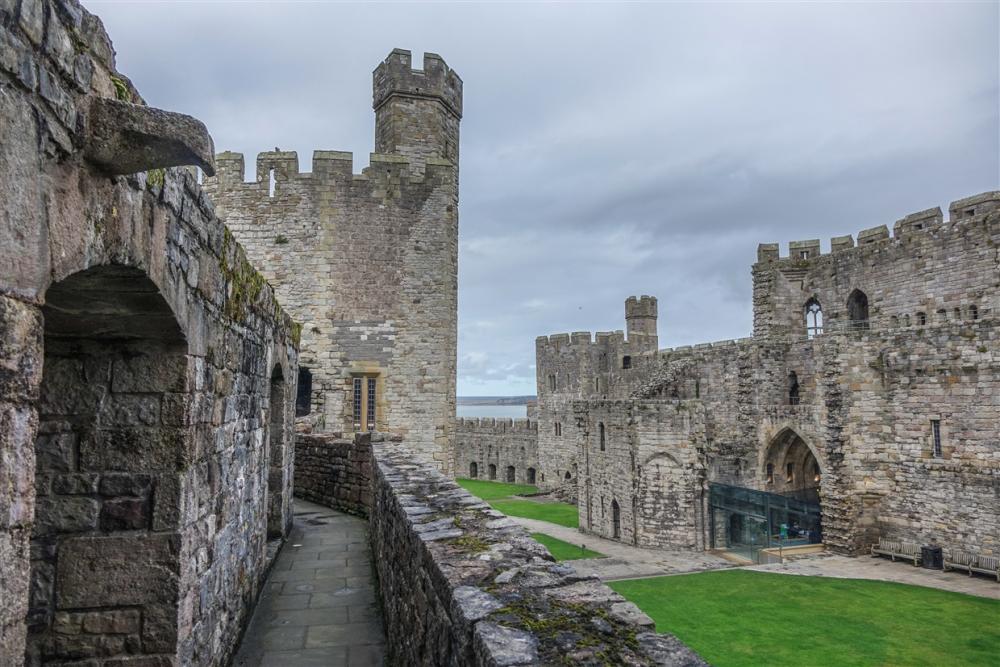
[455,418,539,484]
[531,196,1000,559]
[203,50,460,474]
[1,2,299,664]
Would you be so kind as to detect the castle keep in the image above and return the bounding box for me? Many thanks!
[460,194,1000,560]
[203,49,460,474]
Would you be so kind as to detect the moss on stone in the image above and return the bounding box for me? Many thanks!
[220,227,269,322]
[146,168,165,188]
[111,76,131,102]
[448,533,490,554]
[493,598,641,665]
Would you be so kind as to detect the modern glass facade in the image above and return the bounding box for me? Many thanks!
[709,483,822,563]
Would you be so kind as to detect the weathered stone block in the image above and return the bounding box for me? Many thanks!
[55,534,179,608]
[100,498,150,531]
[52,473,99,495]
[99,473,152,497]
[32,497,99,535]
[81,609,140,635]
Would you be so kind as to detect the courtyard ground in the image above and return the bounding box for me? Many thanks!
[530,532,605,561]
[609,569,1000,667]
[456,478,580,527]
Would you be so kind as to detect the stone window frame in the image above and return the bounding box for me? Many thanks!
[598,422,606,451]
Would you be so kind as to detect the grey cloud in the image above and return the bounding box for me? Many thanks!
[89,0,999,394]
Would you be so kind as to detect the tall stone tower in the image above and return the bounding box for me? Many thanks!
[625,295,658,349]
[203,49,461,474]
[374,49,462,177]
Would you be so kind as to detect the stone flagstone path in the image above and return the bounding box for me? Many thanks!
[233,500,386,666]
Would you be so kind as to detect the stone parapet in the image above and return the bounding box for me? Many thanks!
[301,433,706,666]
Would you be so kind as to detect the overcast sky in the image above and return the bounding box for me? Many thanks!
[89,1,999,396]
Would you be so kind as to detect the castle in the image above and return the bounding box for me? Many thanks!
[202,48,460,475]
[457,193,1000,559]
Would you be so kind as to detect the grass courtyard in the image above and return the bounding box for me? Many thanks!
[530,532,604,561]
[609,569,1000,667]
[456,478,580,528]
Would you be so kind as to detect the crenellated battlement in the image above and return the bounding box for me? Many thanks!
[204,150,455,204]
[756,191,1000,263]
[625,295,658,319]
[456,417,537,433]
[655,336,753,359]
[373,49,463,119]
[535,329,626,354]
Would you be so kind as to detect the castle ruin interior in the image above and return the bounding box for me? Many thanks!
[1,1,996,665]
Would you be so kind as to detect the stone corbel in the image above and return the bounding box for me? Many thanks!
[84,97,216,176]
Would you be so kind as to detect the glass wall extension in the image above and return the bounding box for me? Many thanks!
[709,483,822,563]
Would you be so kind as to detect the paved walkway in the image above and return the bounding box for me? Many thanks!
[747,552,1000,600]
[510,516,732,580]
[233,500,386,666]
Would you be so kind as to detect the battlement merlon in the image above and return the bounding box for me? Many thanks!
[755,191,1000,263]
[373,49,463,119]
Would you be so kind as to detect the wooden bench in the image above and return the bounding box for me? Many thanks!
[870,537,922,566]
[944,551,1000,582]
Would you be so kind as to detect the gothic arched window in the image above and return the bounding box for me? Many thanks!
[805,298,823,338]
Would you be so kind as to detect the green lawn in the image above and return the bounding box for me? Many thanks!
[455,478,537,500]
[456,478,579,528]
[489,498,579,528]
[531,532,604,561]
[609,570,1000,667]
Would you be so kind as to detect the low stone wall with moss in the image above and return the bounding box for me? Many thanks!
[309,433,703,665]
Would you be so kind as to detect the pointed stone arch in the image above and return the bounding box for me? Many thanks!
[762,427,823,503]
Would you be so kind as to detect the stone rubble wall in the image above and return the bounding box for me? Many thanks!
[0,1,299,663]
[299,433,707,666]
[293,433,373,517]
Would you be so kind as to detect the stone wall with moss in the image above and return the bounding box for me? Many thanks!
[0,1,299,664]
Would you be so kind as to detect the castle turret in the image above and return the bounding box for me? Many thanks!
[626,295,658,350]
[373,49,462,177]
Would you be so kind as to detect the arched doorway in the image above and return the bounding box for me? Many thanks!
[488,464,497,480]
[29,266,187,664]
[267,365,287,539]
[526,467,536,485]
[847,289,870,330]
[611,500,621,539]
[764,428,822,504]
[505,465,516,483]
[469,462,478,478]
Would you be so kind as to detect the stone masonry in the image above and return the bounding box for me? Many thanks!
[455,417,539,484]
[525,196,1000,559]
[1,1,299,664]
[462,195,1000,559]
[203,49,460,475]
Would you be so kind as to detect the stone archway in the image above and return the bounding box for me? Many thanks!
[763,428,822,504]
[28,266,188,664]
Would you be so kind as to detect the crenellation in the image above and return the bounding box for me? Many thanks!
[789,239,821,259]
[856,224,890,245]
[948,190,1000,220]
